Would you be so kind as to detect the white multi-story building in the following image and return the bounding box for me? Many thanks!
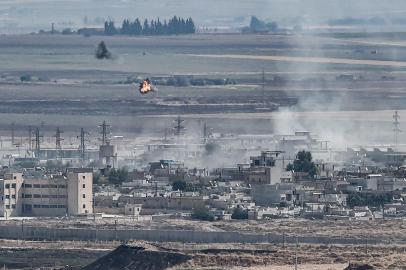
[0,168,93,218]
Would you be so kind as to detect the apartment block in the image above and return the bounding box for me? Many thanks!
[0,169,93,217]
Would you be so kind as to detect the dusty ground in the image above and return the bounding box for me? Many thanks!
[0,239,405,269]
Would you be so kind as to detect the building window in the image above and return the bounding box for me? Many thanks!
[82,176,86,179]
[33,184,40,188]
[11,204,15,209]
[82,194,86,199]
[11,195,15,199]
[33,205,40,208]
[5,195,9,199]
[58,205,66,208]
[82,184,86,188]
[5,184,10,189]
[25,194,32,198]
[5,205,9,209]
[82,204,86,209]
[33,194,41,198]
[25,184,32,188]
[58,185,66,189]
[11,184,16,188]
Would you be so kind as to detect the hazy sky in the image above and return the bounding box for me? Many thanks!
[1,0,406,33]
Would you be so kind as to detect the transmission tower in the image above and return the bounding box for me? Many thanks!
[28,126,32,152]
[78,128,90,166]
[34,127,42,158]
[203,122,208,143]
[98,120,110,145]
[393,111,402,150]
[11,122,15,146]
[164,128,168,142]
[261,68,265,102]
[54,127,64,161]
[173,116,185,136]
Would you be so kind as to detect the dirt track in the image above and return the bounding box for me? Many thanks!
[191,54,406,67]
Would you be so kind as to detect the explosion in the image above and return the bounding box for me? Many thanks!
[139,78,155,94]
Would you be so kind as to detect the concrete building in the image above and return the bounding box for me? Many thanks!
[247,151,285,184]
[0,168,93,217]
[252,183,296,206]
[0,172,24,218]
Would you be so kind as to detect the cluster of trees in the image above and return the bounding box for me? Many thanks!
[246,16,278,33]
[286,150,317,178]
[231,207,248,220]
[104,16,196,36]
[191,206,215,221]
[172,180,200,192]
[347,192,394,208]
[107,168,130,185]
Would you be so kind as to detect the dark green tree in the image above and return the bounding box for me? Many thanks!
[287,150,317,178]
[108,168,130,185]
[172,180,187,191]
[231,207,248,220]
[347,192,394,208]
[143,19,150,35]
[191,206,215,221]
[249,16,267,32]
[104,21,118,35]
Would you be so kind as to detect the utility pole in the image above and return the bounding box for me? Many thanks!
[393,111,401,151]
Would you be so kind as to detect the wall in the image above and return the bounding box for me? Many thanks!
[0,225,381,246]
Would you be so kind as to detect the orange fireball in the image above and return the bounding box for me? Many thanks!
[139,78,154,94]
